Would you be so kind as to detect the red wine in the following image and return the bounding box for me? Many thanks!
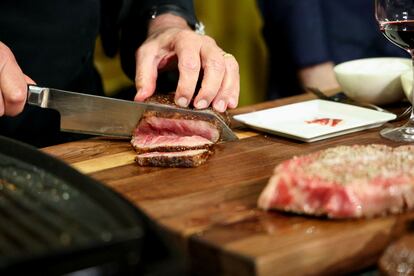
[381,20,414,50]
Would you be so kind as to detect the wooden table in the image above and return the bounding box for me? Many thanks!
[43,94,414,275]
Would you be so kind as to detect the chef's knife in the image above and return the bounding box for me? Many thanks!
[27,85,238,141]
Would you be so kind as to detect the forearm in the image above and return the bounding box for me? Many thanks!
[298,62,339,91]
[260,0,337,90]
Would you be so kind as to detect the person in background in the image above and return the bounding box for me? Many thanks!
[257,0,407,100]
[0,0,240,147]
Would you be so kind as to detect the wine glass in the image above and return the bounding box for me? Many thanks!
[376,0,414,141]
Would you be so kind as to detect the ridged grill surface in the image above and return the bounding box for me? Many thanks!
[0,153,136,263]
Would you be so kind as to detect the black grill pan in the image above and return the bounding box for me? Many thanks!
[0,135,183,275]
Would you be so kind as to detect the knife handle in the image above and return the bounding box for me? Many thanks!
[27,85,49,108]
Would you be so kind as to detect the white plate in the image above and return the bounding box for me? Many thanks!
[233,99,397,142]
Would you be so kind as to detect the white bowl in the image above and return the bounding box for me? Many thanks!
[334,57,411,105]
[401,70,413,103]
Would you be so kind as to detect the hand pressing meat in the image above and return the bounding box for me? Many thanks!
[131,94,230,168]
[258,144,414,218]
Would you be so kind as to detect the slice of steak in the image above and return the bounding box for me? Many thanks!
[258,144,414,219]
[136,113,220,143]
[143,93,231,142]
[131,134,213,153]
[135,149,211,168]
[130,94,229,167]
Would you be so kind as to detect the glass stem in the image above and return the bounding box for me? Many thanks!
[402,56,414,134]
[411,56,414,120]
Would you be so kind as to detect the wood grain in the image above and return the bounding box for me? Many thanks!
[42,94,413,275]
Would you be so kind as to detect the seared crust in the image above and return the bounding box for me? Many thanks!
[133,143,212,154]
[142,110,220,129]
[135,149,212,168]
[145,94,231,126]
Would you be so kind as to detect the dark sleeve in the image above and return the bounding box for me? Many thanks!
[119,0,197,80]
[139,0,197,25]
[260,0,331,68]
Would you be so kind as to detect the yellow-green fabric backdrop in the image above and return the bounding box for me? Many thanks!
[95,0,267,106]
[194,0,267,106]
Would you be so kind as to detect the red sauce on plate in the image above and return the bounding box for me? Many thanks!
[306,118,343,127]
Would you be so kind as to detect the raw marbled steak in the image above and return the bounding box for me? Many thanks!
[258,144,414,218]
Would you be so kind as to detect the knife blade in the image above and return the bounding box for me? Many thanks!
[27,85,238,141]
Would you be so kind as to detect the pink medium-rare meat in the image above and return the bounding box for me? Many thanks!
[258,144,414,219]
[131,113,216,153]
[135,114,220,143]
[135,149,211,167]
[143,93,230,142]
[131,134,213,153]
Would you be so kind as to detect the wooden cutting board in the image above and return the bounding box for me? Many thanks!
[43,94,414,275]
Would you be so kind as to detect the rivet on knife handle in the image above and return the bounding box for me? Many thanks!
[27,85,49,108]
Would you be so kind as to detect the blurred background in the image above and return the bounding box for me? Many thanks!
[94,0,267,107]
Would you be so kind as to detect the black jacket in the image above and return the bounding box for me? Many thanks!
[258,0,408,99]
[0,0,196,91]
[0,0,196,147]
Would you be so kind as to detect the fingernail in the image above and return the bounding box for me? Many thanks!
[214,100,226,112]
[177,97,188,107]
[228,98,237,108]
[135,88,144,101]
[196,99,208,109]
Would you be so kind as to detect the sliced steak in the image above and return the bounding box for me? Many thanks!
[258,144,414,218]
[135,149,211,168]
[131,134,213,153]
[131,94,230,168]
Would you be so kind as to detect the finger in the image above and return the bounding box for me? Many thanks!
[194,40,226,109]
[174,31,202,107]
[0,50,27,116]
[0,87,4,116]
[212,54,240,112]
[134,42,159,101]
